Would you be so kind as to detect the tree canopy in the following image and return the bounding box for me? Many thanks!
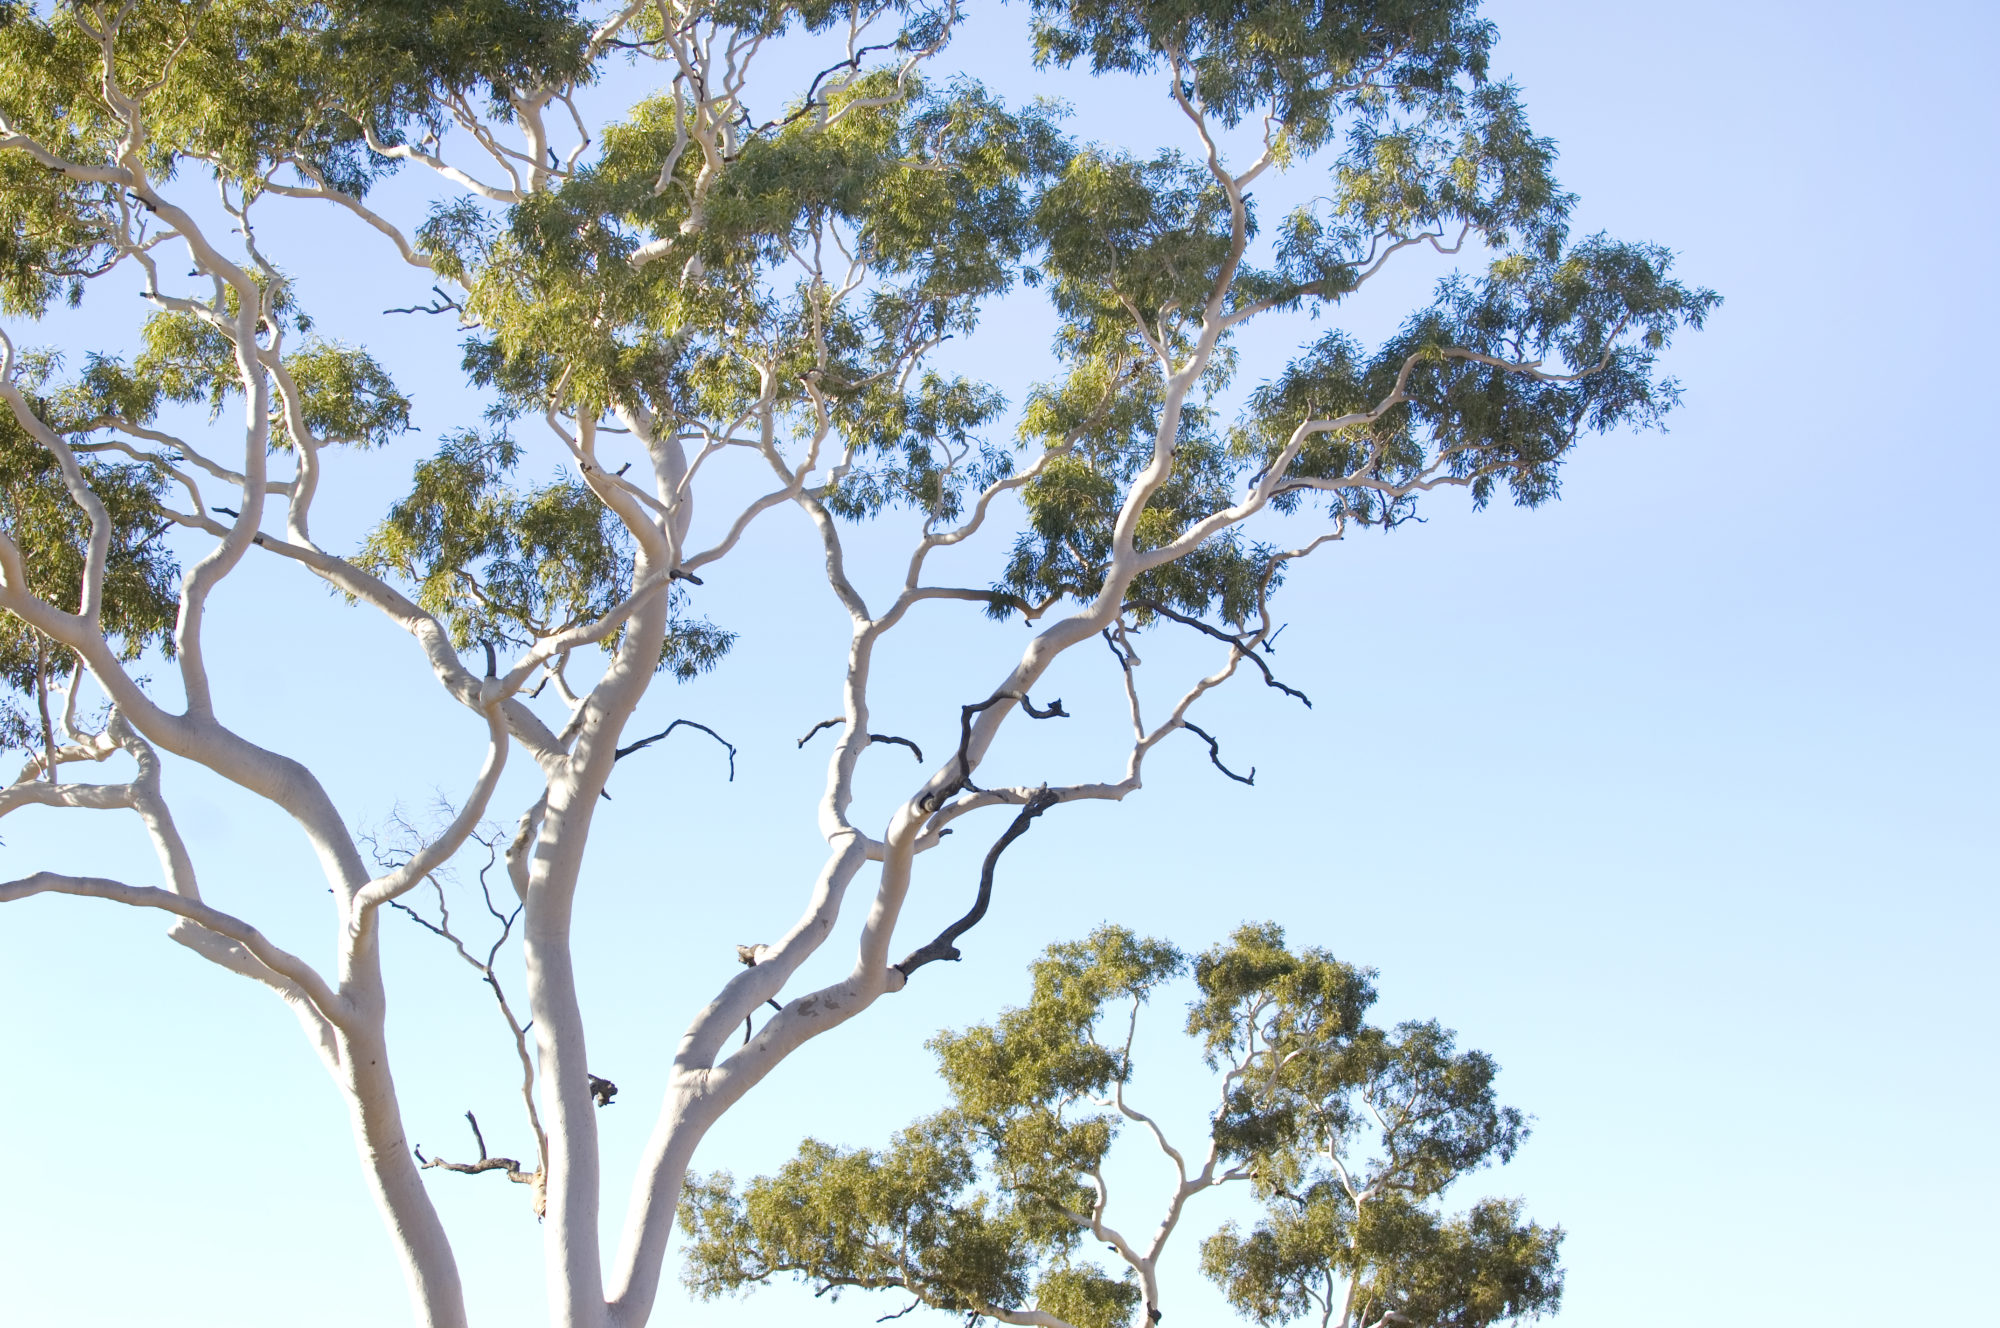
[681,924,1561,1328]
[0,1,1707,1324]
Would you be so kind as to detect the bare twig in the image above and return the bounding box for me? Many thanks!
[415,1112,539,1193]
[867,733,923,762]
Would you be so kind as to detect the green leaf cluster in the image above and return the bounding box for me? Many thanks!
[52,310,410,451]
[680,1115,1136,1328]
[0,385,176,751]
[0,0,1715,684]
[359,426,731,673]
[1028,0,1497,153]
[445,69,1066,458]
[1205,1194,1560,1328]
[681,923,1561,1328]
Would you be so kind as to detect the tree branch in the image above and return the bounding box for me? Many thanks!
[0,871,347,1022]
[1178,721,1254,786]
[612,717,737,781]
[894,788,1060,978]
[1125,599,1311,708]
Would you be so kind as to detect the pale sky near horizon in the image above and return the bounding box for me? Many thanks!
[1,1,1994,1326]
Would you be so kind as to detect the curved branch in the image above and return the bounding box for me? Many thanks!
[1125,598,1311,708]
[894,788,1060,978]
[796,717,922,763]
[354,705,510,915]
[0,871,348,1021]
[612,717,737,782]
[1178,721,1254,786]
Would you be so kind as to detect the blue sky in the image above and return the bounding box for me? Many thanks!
[1,1,1994,1325]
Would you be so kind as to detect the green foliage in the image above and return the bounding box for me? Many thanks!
[359,427,731,674]
[448,69,1066,448]
[680,926,1182,1323]
[0,390,177,752]
[321,0,593,109]
[679,1119,1082,1321]
[0,0,1711,695]
[682,924,1560,1328]
[1028,0,1497,154]
[1232,236,1718,528]
[1204,1195,1561,1328]
[49,309,409,450]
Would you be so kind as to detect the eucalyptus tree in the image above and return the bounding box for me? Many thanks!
[0,0,1709,1325]
[680,924,1561,1328]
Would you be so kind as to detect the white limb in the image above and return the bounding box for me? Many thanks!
[259,166,434,269]
[519,532,679,1326]
[977,1306,1080,1328]
[114,709,352,1067]
[1080,1164,1147,1272]
[0,872,348,1022]
[0,332,112,624]
[4,724,119,787]
[2,116,466,1328]
[1087,989,1258,1322]
[607,483,945,1317]
[226,528,567,767]
[353,702,511,916]
[361,123,524,203]
[604,830,875,1326]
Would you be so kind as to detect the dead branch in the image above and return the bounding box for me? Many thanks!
[1126,598,1311,708]
[794,717,925,763]
[384,285,466,317]
[415,1111,540,1201]
[612,718,737,780]
[867,733,923,762]
[894,788,1062,979]
[797,717,844,748]
[921,691,1069,812]
[1178,721,1254,786]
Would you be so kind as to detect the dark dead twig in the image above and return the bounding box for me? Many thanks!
[1125,598,1311,708]
[414,1111,539,1191]
[894,788,1062,979]
[921,692,1068,812]
[384,285,466,317]
[797,717,844,748]
[867,733,923,762]
[1179,721,1254,786]
[611,718,737,782]
[796,718,923,763]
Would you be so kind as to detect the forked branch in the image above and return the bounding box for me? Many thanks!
[1126,598,1311,708]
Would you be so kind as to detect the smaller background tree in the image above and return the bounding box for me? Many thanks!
[678,924,1562,1328]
